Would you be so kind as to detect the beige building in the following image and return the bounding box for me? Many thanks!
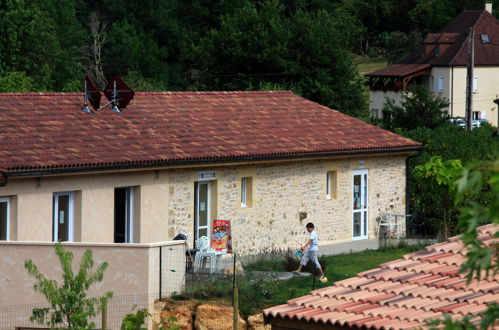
[0,90,421,253]
[366,5,499,127]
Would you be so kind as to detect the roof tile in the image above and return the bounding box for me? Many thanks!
[264,224,498,329]
[0,92,422,174]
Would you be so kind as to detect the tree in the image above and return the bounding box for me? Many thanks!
[381,85,449,130]
[24,243,113,329]
[404,124,499,236]
[428,158,498,329]
[193,0,368,117]
[413,156,463,239]
[0,72,34,92]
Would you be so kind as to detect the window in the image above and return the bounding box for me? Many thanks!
[473,111,480,120]
[473,76,478,93]
[241,177,253,208]
[481,34,490,44]
[0,197,10,240]
[435,43,440,57]
[53,192,74,242]
[326,171,338,200]
[433,76,444,92]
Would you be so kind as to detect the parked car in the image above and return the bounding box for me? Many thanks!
[472,119,488,128]
[449,117,465,127]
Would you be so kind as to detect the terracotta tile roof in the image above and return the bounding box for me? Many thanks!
[364,64,431,78]
[0,91,421,175]
[263,224,499,329]
[366,10,499,78]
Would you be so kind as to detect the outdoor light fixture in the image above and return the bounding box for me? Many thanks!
[494,98,499,106]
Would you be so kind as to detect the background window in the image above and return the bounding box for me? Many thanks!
[241,177,253,208]
[0,197,10,240]
[326,171,338,200]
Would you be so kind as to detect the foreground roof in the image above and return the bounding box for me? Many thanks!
[367,9,499,77]
[0,91,421,175]
[264,224,498,329]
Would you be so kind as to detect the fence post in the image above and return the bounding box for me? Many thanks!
[233,253,239,330]
[312,264,316,291]
[101,302,107,330]
[159,245,162,300]
[233,287,239,330]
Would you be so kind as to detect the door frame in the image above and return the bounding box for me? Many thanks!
[125,187,134,243]
[0,197,10,241]
[352,169,368,240]
[53,191,74,242]
[114,187,134,243]
[194,181,211,243]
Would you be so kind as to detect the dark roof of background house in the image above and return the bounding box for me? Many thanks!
[367,10,499,77]
[264,224,498,330]
[0,91,421,175]
[364,64,430,78]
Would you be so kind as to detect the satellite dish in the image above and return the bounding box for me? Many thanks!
[104,77,135,111]
[85,76,101,110]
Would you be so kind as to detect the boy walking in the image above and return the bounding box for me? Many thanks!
[294,222,328,283]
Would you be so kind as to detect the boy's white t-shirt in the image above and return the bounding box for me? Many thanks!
[309,230,319,251]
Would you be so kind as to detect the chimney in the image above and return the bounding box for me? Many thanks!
[485,1,492,14]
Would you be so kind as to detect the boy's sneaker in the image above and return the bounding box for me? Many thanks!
[319,276,328,283]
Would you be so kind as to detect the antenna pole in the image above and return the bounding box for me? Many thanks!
[465,27,474,131]
[83,80,88,106]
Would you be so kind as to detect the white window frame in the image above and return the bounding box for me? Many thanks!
[437,76,444,92]
[473,76,478,93]
[326,172,335,200]
[125,187,134,243]
[53,192,74,242]
[352,170,368,240]
[195,182,211,241]
[0,197,10,241]
[241,177,248,208]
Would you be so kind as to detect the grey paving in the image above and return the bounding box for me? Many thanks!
[318,239,379,256]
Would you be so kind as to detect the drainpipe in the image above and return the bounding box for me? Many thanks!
[0,172,8,187]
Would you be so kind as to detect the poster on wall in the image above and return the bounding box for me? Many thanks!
[210,219,232,253]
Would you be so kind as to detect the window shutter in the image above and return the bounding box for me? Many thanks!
[432,76,437,92]
[473,76,478,93]
[480,111,486,120]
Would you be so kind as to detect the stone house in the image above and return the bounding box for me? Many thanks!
[366,3,499,127]
[0,90,421,253]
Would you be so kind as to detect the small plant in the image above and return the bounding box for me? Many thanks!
[121,306,179,330]
[24,242,112,329]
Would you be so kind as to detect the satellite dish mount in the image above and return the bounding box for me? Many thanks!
[81,76,134,114]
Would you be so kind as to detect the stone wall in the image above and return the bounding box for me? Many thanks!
[168,155,407,254]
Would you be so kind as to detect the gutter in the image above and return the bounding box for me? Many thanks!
[5,146,423,178]
[0,172,8,187]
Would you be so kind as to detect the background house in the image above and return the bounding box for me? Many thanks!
[366,4,499,127]
[0,91,421,253]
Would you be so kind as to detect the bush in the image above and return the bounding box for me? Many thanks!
[403,124,499,236]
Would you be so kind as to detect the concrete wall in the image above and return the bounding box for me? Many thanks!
[368,90,403,118]
[0,240,185,330]
[0,155,408,253]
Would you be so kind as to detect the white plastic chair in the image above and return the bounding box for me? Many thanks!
[194,236,222,273]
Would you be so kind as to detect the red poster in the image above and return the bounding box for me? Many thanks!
[211,220,232,253]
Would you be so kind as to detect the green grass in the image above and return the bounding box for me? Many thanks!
[269,248,411,306]
[353,55,388,75]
